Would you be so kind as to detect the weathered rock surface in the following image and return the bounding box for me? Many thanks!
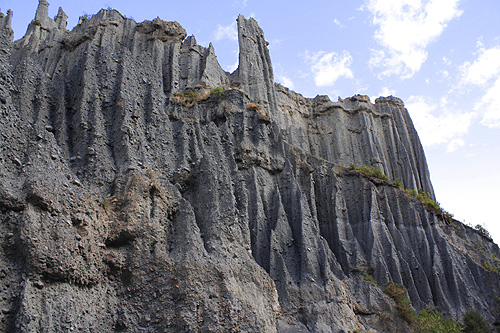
[1,2,499,332]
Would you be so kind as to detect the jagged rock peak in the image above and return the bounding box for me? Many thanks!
[54,7,68,30]
[34,0,50,22]
[0,9,13,31]
[232,15,277,112]
[32,0,66,30]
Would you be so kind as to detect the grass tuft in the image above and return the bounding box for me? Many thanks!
[383,281,417,324]
[418,307,462,332]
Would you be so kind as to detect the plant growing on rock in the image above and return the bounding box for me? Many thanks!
[347,164,455,224]
[99,198,111,210]
[248,102,270,122]
[481,259,500,273]
[210,86,225,97]
[462,310,489,332]
[363,273,378,287]
[348,163,390,182]
[173,89,201,107]
[383,281,417,324]
[247,102,261,111]
[474,224,491,238]
[417,307,461,332]
[473,243,486,255]
[393,178,403,188]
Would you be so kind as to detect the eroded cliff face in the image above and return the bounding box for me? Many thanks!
[1,2,499,332]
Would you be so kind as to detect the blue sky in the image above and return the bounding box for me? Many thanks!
[3,0,500,242]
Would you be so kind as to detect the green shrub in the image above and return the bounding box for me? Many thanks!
[209,86,225,97]
[418,308,461,332]
[463,310,489,333]
[475,224,491,238]
[403,188,450,217]
[358,165,390,181]
[173,89,200,107]
[481,260,500,273]
[393,178,403,188]
[348,164,390,182]
[383,281,417,323]
[473,243,486,255]
[363,273,378,287]
[405,188,418,197]
[442,210,454,221]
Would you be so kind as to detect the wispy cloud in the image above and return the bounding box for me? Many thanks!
[278,75,294,89]
[406,96,474,152]
[378,86,396,97]
[213,21,237,41]
[227,50,239,73]
[475,77,500,128]
[459,45,500,128]
[304,50,354,87]
[371,86,396,103]
[333,18,345,28]
[365,0,462,78]
[460,46,500,86]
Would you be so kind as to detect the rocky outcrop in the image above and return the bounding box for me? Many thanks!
[1,2,499,332]
[231,15,277,113]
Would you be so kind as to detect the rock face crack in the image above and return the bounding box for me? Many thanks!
[1,2,499,332]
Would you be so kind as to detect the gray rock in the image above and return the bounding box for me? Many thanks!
[0,2,499,332]
[231,15,277,113]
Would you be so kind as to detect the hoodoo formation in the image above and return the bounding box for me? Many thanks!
[0,2,499,332]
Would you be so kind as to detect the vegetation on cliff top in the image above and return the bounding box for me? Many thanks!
[348,163,453,222]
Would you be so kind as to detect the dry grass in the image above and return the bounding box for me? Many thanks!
[173,90,209,107]
[248,102,270,122]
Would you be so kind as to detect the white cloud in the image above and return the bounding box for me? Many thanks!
[226,50,239,73]
[379,86,396,97]
[440,70,450,80]
[213,22,237,41]
[365,0,462,78]
[461,46,500,86]
[278,76,294,89]
[333,18,345,28]
[446,138,465,152]
[458,45,500,128]
[475,77,500,128]
[370,86,396,103]
[406,96,474,151]
[305,50,354,87]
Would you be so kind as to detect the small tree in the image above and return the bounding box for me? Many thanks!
[463,310,489,333]
[474,224,491,238]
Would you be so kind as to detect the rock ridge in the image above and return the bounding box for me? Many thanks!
[0,2,499,332]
